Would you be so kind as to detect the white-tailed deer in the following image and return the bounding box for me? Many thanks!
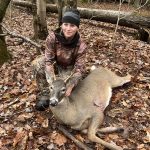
[48,67,131,150]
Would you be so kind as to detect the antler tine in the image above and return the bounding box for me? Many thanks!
[44,61,56,82]
[64,69,75,83]
[52,62,56,80]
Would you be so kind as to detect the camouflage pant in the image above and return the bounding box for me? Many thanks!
[31,55,73,95]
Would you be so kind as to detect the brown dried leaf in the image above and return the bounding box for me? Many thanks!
[17,73,23,81]
[2,93,11,99]
[17,113,34,122]
[36,114,46,124]
[0,127,6,135]
[75,134,84,142]
[42,118,49,128]
[108,134,119,140]
[53,133,67,146]
[13,130,26,147]
[10,88,21,95]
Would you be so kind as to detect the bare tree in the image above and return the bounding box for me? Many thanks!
[57,0,65,27]
[0,0,11,65]
[33,0,48,40]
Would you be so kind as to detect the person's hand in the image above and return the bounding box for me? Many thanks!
[65,84,74,97]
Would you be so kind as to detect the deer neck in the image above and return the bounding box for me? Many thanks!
[50,96,77,125]
[50,96,75,112]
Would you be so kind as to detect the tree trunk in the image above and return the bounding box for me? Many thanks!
[64,0,77,12]
[12,0,150,42]
[66,0,77,9]
[0,0,11,65]
[36,0,48,40]
[134,0,141,8]
[57,0,65,27]
[32,0,38,40]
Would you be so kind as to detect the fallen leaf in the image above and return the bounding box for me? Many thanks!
[53,133,67,146]
[17,73,23,81]
[17,113,34,122]
[10,88,21,95]
[42,118,49,128]
[13,130,26,147]
[2,93,11,99]
[75,134,84,142]
[0,127,6,135]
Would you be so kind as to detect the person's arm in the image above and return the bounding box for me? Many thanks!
[45,32,56,84]
[66,42,87,96]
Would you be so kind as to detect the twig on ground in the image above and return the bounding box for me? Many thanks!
[138,76,150,83]
[2,98,20,110]
[0,23,43,54]
[58,125,92,150]
[0,33,7,36]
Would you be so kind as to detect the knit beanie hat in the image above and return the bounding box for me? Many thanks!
[62,10,80,27]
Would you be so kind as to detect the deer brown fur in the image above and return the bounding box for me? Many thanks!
[48,67,131,150]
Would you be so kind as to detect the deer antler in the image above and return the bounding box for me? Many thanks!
[64,69,75,83]
[51,62,56,80]
[44,61,56,83]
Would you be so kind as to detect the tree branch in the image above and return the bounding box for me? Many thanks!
[0,24,43,54]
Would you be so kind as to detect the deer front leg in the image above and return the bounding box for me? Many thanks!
[87,114,123,150]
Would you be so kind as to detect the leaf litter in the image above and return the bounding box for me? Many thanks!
[0,7,149,150]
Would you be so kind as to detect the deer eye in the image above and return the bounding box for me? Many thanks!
[61,87,66,93]
[50,86,53,91]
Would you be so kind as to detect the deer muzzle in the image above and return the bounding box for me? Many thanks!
[49,97,58,107]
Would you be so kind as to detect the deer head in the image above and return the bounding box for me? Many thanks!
[48,69,75,107]
[49,79,67,107]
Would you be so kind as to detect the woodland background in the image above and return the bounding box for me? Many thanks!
[0,0,150,150]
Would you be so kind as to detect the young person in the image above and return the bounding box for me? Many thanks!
[32,9,87,111]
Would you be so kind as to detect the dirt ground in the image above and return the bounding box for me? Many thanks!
[0,3,150,150]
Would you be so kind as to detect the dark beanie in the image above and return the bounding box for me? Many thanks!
[62,10,80,27]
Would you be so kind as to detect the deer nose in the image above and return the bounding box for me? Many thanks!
[49,97,58,107]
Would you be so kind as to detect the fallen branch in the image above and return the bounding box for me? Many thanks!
[12,0,150,28]
[58,125,92,150]
[12,0,150,42]
[138,76,150,83]
[0,24,43,54]
[2,98,20,110]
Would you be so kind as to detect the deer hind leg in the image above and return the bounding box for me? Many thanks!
[87,114,123,150]
[97,127,124,134]
[110,74,132,88]
[82,126,124,137]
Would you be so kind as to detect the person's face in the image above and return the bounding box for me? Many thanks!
[61,23,78,39]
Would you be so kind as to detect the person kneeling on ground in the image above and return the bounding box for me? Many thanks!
[32,9,87,111]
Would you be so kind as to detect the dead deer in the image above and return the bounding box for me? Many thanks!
[48,67,131,150]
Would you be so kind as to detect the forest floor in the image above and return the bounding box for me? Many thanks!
[0,2,150,150]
